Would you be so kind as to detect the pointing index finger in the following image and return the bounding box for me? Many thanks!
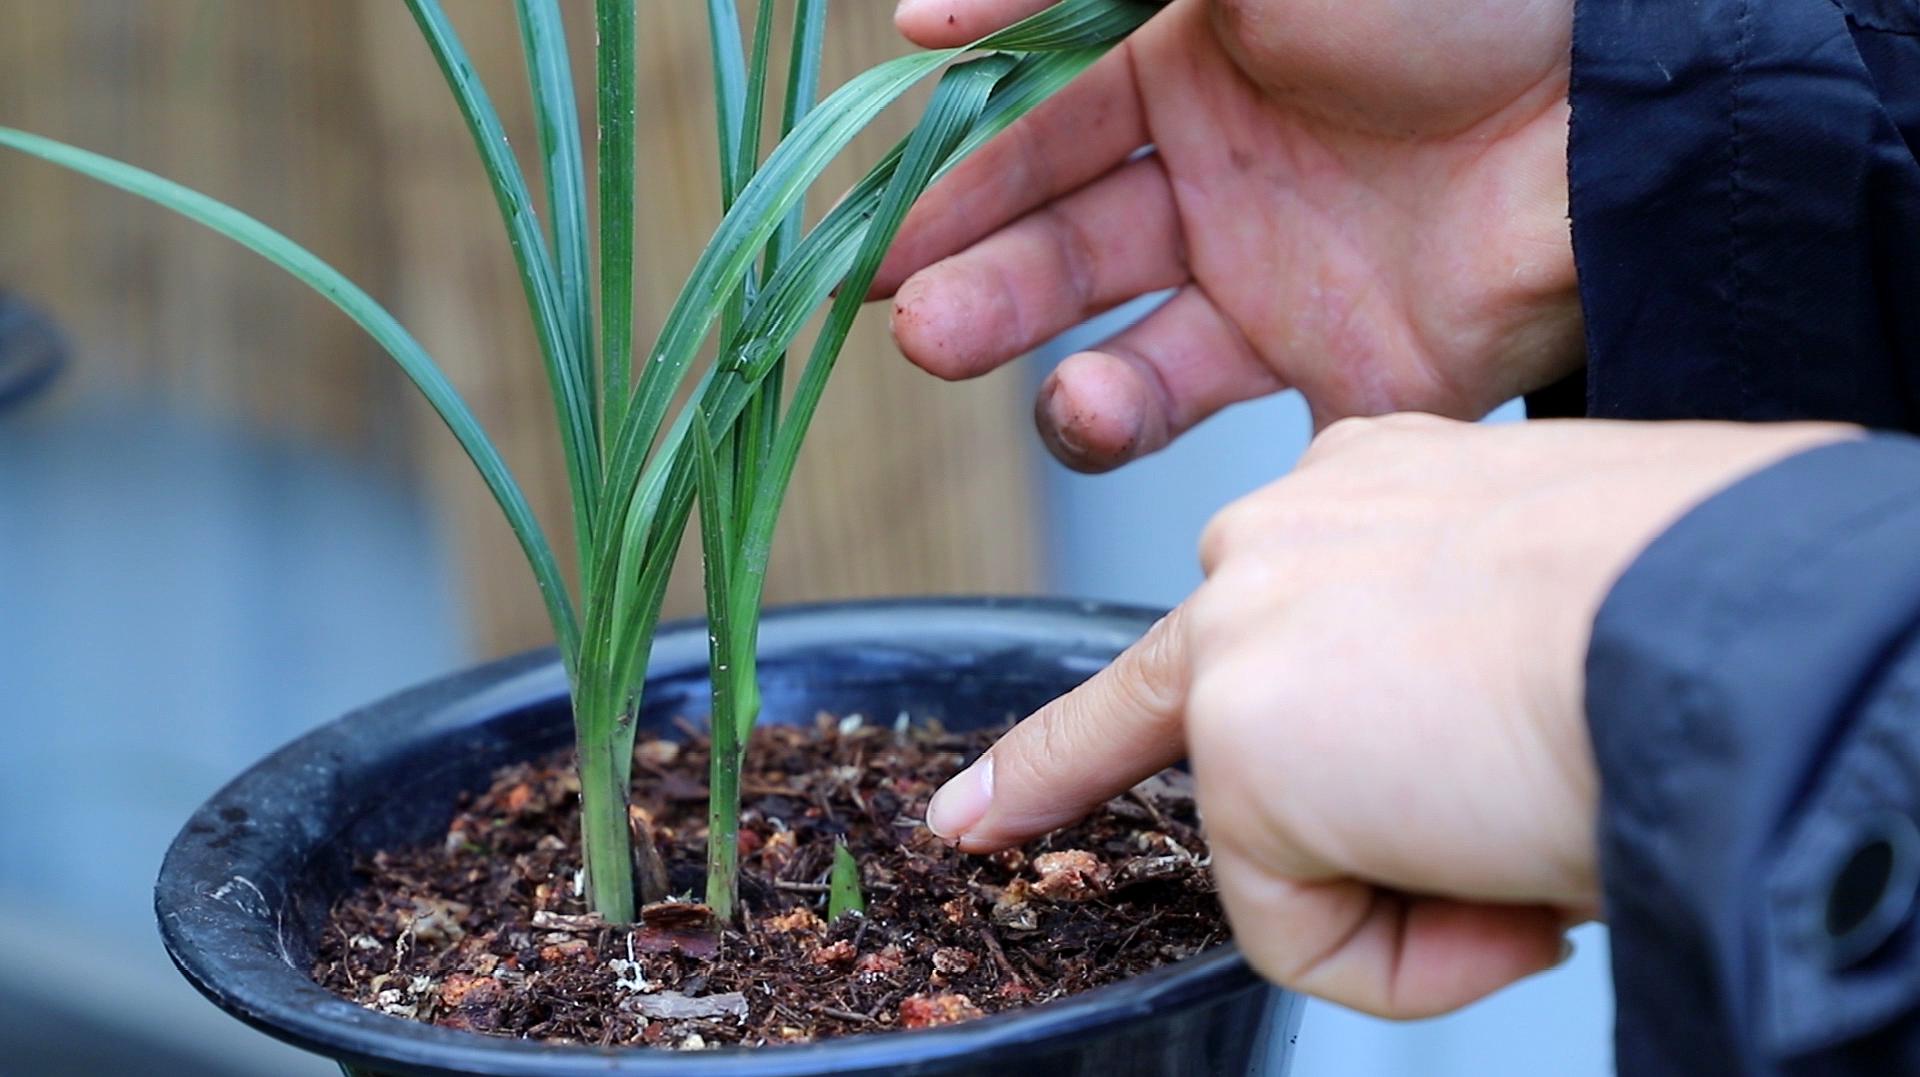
[925,606,1192,851]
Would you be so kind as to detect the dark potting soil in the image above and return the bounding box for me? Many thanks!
[313,715,1225,1048]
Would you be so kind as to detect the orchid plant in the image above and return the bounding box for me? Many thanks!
[0,0,1153,925]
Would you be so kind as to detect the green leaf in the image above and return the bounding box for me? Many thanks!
[720,0,778,406]
[769,0,829,270]
[599,4,1144,764]
[735,0,779,200]
[692,412,737,581]
[829,841,865,920]
[605,0,1154,515]
[602,48,953,516]
[406,0,601,563]
[730,55,1013,632]
[514,0,596,404]
[975,0,1156,49]
[704,0,749,211]
[0,126,581,674]
[728,49,1115,393]
[596,0,636,437]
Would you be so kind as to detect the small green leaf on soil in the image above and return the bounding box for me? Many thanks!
[829,840,865,920]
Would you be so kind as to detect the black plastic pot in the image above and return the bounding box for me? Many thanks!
[157,597,1302,1076]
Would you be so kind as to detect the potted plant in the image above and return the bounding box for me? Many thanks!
[4,1,1301,1073]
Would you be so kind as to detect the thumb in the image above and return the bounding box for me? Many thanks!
[926,606,1191,852]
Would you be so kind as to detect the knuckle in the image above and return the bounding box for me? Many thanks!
[1196,516,1233,574]
[1311,414,1383,453]
[1375,410,1453,435]
[1007,103,1054,198]
[1183,662,1239,751]
[1186,554,1289,665]
[1183,578,1227,635]
[1212,0,1282,63]
[1187,561,1250,627]
[1184,644,1268,752]
[1035,203,1100,309]
[1301,411,1458,470]
[1198,495,1268,572]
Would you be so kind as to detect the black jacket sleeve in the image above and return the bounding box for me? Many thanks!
[1569,1,1920,1073]
[1588,438,1920,1076]
[1569,0,1920,427]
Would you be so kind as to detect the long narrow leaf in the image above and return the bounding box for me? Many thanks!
[597,0,1159,855]
[736,0,820,539]
[731,50,1113,390]
[716,0,777,371]
[406,0,601,561]
[514,0,596,402]
[603,50,948,509]
[734,0,778,200]
[726,0,777,543]
[604,0,1155,505]
[596,0,636,438]
[0,127,582,672]
[704,0,749,211]
[599,36,1143,703]
[689,413,737,755]
[978,0,1155,49]
[769,0,829,269]
[731,56,1012,629]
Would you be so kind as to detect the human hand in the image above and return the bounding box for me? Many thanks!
[924,416,1857,1016]
[879,0,1584,472]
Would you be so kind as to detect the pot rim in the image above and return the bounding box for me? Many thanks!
[156,596,1266,1076]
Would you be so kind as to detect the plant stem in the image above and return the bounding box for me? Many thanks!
[576,689,636,923]
[693,414,743,921]
[705,711,743,922]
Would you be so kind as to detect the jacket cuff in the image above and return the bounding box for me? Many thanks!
[1588,435,1920,1072]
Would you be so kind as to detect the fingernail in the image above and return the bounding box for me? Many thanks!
[926,756,993,841]
[1036,378,1088,459]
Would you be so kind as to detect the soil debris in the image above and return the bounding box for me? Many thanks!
[314,717,1223,1046]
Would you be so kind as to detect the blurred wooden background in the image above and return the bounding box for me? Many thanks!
[0,1,1039,656]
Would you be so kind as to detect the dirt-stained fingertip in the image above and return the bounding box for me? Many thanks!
[1034,353,1165,473]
